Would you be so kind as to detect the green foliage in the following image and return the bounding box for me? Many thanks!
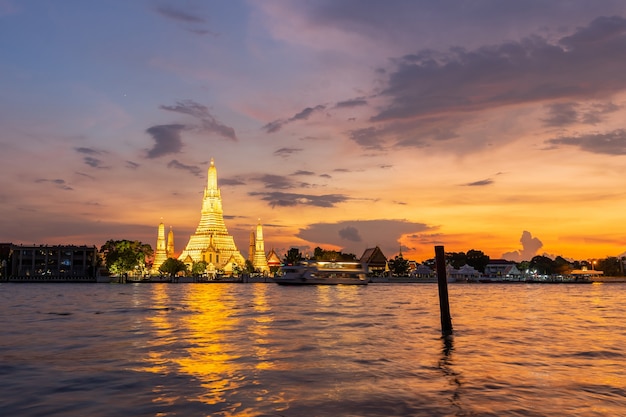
[269,264,280,275]
[517,260,531,273]
[283,248,304,265]
[244,259,255,274]
[191,261,208,276]
[159,258,187,277]
[100,239,153,275]
[388,254,410,276]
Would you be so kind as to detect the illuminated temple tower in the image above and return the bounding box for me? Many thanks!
[178,158,246,272]
[250,220,269,273]
[167,226,175,258]
[151,220,168,273]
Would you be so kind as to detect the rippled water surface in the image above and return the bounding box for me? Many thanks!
[1,282,625,416]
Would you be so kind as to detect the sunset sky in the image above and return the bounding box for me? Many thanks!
[2,0,626,262]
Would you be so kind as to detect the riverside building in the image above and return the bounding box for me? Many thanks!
[4,244,98,281]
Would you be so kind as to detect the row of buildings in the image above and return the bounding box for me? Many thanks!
[0,243,98,281]
[0,159,288,281]
[4,158,598,282]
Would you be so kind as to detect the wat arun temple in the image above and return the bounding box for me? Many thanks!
[151,158,275,275]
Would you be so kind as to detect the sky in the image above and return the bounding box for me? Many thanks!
[2,0,626,263]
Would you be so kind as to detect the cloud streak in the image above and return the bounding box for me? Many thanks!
[167,159,202,176]
[263,105,326,133]
[35,178,73,191]
[546,129,626,155]
[249,191,349,208]
[160,100,237,141]
[145,124,186,158]
[156,6,205,24]
[297,219,432,257]
[372,16,626,123]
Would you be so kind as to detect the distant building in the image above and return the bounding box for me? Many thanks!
[5,244,98,281]
[360,246,388,276]
[412,263,435,279]
[0,243,11,279]
[447,264,480,282]
[484,259,521,280]
[266,249,281,271]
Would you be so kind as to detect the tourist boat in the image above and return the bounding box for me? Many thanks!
[275,261,369,285]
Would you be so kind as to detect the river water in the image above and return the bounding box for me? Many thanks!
[1,282,624,416]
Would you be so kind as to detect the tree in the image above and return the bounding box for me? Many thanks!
[553,256,573,275]
[313,246,357,261]
[517,260,530,274]
[283,248,304,265]
[191,260,207,276]
[529,255,554,275]
[446,251,467,269]
[466,249,490,273]
[159,258,187,277]
[388,254,410,276]
[100,239,153,276]
[597,257,621,276]
[269,264,281,275]
[244,259,255,274]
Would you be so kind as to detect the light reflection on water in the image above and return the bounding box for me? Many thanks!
[1,282,625,416]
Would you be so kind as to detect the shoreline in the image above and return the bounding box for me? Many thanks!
[3,276,626,284]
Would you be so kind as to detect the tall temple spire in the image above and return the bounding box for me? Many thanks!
[178,158,245,273]
[249,229,256,263]
[152,220,168,273]
[207,157,218,193]
[252,219,269,273]
[167,226,175,258]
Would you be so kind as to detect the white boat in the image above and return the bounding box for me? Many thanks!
[275,261,369,285]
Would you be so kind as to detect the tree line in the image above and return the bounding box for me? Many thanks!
[99,239,277,277]
[98,240,625,277]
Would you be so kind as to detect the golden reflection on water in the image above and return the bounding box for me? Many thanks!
[122,283,626,416]
[135,284,285,416]
[249,284,274,371]
[178,284,242,406]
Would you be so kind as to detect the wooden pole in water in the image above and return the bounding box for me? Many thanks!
[435,245,453,336]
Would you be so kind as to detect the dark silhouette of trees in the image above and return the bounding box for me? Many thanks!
[529,255,554,275]
[598,257,622,276]
[388,254,410,276]
[313,247,357,261]
[444,250,489,272]
[466,249,490,273]
[283,248,304,265]
[553,256,573,275]
[446,251,467,269]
